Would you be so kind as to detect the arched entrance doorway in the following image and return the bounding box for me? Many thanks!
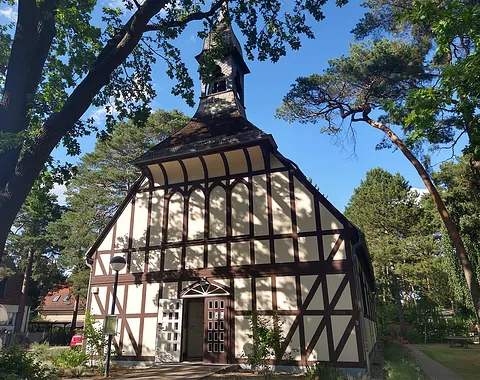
[155,279,231,364]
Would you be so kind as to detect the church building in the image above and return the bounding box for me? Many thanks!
[85,17,376,375]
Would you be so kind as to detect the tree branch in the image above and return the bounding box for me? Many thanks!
[144,0,226,32]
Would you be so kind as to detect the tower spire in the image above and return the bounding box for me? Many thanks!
[194,8,250,119]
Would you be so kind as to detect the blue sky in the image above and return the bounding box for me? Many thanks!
[1,1,462,211]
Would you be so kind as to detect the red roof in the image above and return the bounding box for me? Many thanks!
[36,286,86,312]
[0,275,30,306]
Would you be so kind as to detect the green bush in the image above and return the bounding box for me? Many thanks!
[304,363,344,380]
[30,342,62,368]
[0,345,56,380]
[57,347,89,369]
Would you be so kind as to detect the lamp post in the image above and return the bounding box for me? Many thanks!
[105,255,126,378]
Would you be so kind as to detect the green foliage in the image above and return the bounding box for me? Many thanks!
[30,342,62,369]
[0,345,56,380]
[57,347,89,369]
[383,340,422,380]
[83,311,107,368]
[352,0,480,164]
[243,315,290,377]
[304,363,344,380]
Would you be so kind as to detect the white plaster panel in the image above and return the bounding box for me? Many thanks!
[231,241,251,266]
[130,250,145,273]
[327,274,352,310]
[320,202,343,230]
[148,249,161,272]
[167,193,184,242]
[164,247,182,271]
[231,183,249,236]
[337,328,359,362]
[122,317,140,355]
[331,315,352,351]
[147,164,164,186]
[271,171,292,234]
[142,317,158,356]
[90,286,105,316]
[113,285,125,315]
[163,160,184,184]
[213,279,229,288]
[150,189,164,246]
[126,284,143,314]
[234,278,251,311]
[208,243,227,267]
[145,283,160,314]
[298,236,319,262]
[183,157,205,181]
[162,282,178,299]
[95,253,110,276]
[252,175,268,236]
[256,277,272,311]
[305,316,329,361]
[115,202,132,249]
[98,228,113,251]
[270,154,284,169]
[276,276,297,310]
[234,316,251,358]
[322,234,346,260]
[274,238,294,263]
[294,177,316,233]
[279,315,301,360]
[188,189,205,240]
[247,146,265,171]
[300,275,324,310]
[185,245,204,269]
[254,239,270,265]
[209,186,226,238]
[225,149,248,175]
[204,153,225,178]
[132,192,149,247]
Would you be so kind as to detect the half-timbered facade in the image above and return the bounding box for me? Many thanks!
[86,18,376,374]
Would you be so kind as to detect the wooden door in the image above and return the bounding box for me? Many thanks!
[204,297,228,363]
[155,299,183,362]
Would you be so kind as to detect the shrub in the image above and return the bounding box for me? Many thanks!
[384,358,421,380]
[57,347,89,369]
[304,363,344,380]
[30,342,62,368]
[242,315,291,378]
[0,345,56,380]
[83,311,107,370]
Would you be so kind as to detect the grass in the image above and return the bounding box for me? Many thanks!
[417,343,480,380]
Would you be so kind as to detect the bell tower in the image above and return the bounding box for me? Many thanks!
[194,13,250,119]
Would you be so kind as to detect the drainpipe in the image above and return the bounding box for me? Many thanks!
[351,233,371,375]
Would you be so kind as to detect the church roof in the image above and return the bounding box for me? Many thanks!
[132,111,275,165]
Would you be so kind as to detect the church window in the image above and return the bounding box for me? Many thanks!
[207,66,227,94]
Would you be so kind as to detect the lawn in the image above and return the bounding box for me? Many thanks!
[417,343,480,380]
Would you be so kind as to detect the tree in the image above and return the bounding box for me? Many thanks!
[276,39,480,321]
[353,0,480,172]
[0,0,333,261]
[430,155,480,314]
[5,171,64,331]
[344,168,446,335]
[48,109,189,296]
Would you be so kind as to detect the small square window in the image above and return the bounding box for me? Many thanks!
[63,295,71,302]
[52,295,60,302]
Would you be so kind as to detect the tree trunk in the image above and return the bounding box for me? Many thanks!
[14,247,35,333]
[367,116,480,323]
[71,293,80,333]
[391,272,407,337]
